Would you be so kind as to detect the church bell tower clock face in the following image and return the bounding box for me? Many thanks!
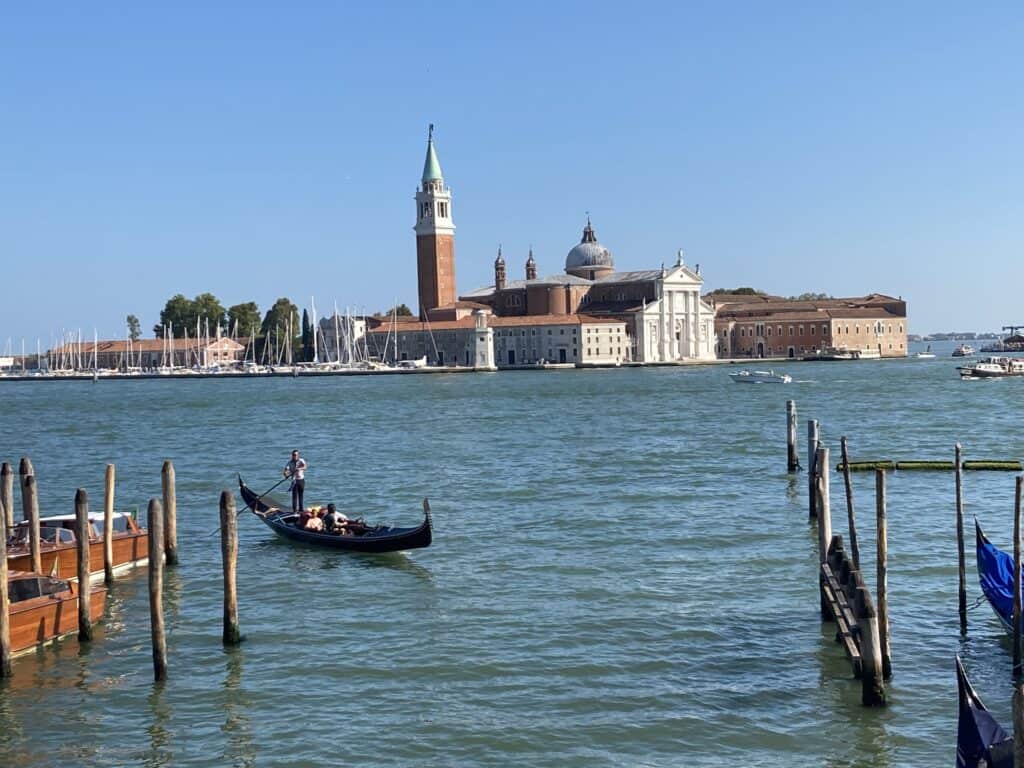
[414,125,456,319]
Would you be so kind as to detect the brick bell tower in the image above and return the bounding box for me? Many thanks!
[414,124,456,319]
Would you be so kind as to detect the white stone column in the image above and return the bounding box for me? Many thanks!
[689,291,698,358]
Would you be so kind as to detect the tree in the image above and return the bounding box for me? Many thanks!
[126,314,141,342]
[375,303,415,318]
[301,309,313,362]
[192,293,227,333]
[707,287,763,296]
[155,294,195,337]
[261,298,299,339]
[228,302,261,338]
[790,292,832,301]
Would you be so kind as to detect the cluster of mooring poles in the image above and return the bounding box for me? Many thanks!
[0,458,243,682]
[788,401,889,707]
[787,400,1024,716]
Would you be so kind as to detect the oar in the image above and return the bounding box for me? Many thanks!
[206,475,290,536]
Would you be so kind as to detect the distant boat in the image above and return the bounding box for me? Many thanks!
[957,356,1024,379]
[955,655,1012,768]
[952,344,975,357]
[915,345,935,359]
[729,369,792,384]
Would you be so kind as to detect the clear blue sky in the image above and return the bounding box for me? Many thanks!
[1,2,1021,345]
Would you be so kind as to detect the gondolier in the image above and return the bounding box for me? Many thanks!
[283,450,308,514]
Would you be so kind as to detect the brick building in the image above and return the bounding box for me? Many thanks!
[710,294,908,359]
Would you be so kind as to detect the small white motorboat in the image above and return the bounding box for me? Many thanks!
[729,369,792,384]
[915,345,935,359]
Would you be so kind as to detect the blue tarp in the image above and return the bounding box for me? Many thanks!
[976,521,1016,630]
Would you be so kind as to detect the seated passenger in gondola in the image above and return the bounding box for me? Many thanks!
[324,504,349,534]
[295,509,313,529]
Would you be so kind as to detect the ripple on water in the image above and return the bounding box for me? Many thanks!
[0,356,1015,765]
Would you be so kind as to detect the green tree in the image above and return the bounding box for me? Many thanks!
[262,297,299,343]
[790,292,832,301]
[375,303,415,318]
[707,287,763,296]
[301,309,313,362]
[155,294,195,337]
[126,314,141,342]
[228,302,261,338]
[192,293,227,333]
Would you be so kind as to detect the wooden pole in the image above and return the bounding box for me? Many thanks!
[1014,683,1024,768]
[1017,476,1024,768]
[956,443,967,636]
[0,462,13,531]
[856,585,886,706]
[0,497,12,677]
[816,445,833,621]
[875,469,891,679]
[220,490,242,646]
[840,436,861,571]
[1015,475,1022,682]
[103,463,115,586]
[807,420,819,519]
[148,499,167,681]
[18,459,41,574]
[786,400,799,472]
[74,489,92,641]
[161,460,178,567]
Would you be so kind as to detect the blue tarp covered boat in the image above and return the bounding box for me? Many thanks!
[976,519,1017,630]
[956,656,1012,768]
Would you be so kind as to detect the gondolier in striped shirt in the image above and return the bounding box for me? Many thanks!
[283,450,308,514]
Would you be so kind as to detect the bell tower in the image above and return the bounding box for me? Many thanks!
[414,125,456,319]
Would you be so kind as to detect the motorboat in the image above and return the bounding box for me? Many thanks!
[914,345,935,359]
[7,511,149,578]
[952,344,975,357]
[729,369,792,384]
[957,356,1024,379]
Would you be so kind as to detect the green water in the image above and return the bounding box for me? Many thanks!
[0,342,1018,766]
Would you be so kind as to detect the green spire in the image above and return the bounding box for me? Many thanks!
[422,123,443,183]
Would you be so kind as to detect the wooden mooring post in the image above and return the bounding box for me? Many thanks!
[148,499,167,682]
[0,497,12,677]
[18,458,41,574]
[840,436,861,571]
[1015,476,1024,767]
[161,461,178,567]
[220,491,242,646]
[875,469,891,680]
[786,400,799,472]
[1014,476,1023,682]
[816,445,832,621]
[808,420,820,519]
[104,463,115,585]
[855,585,886,706]
[955,443,967,636]
[0,462,13,531]
[74,489,92,642]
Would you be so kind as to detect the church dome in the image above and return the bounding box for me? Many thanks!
[565,220,614,274]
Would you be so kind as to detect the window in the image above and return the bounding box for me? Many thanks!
[560,329,565,335]
[811,326,816,336]
[822,325,828,336]
[767,327,772,337]
[799,326,804,336]
[548,330,552,335]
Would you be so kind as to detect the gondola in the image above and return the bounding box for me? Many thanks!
[955,656,1012,768]
[975,519,1015,630]
[238,477,432,554]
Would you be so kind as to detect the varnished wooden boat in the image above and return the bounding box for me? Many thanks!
[8,571,106,655]
[238,477,432,554]
[7,512,148,579]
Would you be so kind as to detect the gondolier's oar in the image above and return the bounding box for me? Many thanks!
[206,475,290,536]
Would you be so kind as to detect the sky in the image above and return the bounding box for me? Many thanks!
[1,2,1021,345]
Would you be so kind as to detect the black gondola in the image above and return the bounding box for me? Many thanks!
[956,656,1012,768]
[238,477,432,554]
